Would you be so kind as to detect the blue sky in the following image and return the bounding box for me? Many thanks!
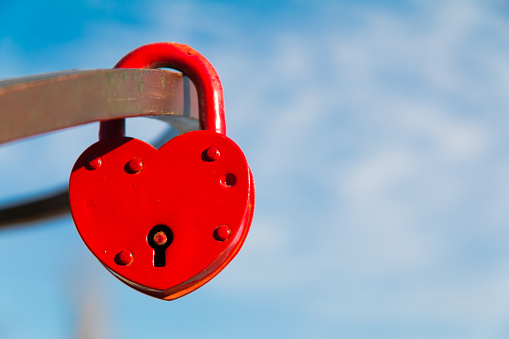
[1,0,509,338]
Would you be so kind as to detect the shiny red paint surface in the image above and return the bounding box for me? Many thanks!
[71,42,255,300]
[70,131,254,300]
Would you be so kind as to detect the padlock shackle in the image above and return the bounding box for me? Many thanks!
[99,42,226,139]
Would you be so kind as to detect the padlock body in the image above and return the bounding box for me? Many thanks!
[69,130,254,300]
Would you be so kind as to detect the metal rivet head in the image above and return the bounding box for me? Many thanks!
[126,158,144,173]
[153,231,168,246]
[115,249,133,266]
[213,225,231,242]
[203,146,220,162]
[85,155,102,170]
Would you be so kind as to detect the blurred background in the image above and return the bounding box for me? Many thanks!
[1,0,509,338]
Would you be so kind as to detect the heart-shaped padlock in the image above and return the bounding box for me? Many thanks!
[69,43,255,300]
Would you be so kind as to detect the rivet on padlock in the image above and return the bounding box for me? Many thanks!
[125,157,144,174]
[202,146,221,162]
[69,42,255,300]
[85,155,102,170]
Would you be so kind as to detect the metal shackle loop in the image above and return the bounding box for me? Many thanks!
[99,42,226,139]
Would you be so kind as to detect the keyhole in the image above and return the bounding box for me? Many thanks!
[147,225,173,267]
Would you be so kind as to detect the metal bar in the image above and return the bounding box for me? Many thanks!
[0,190,69,228]
[0,68,199,145]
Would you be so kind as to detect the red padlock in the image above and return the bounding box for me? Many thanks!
[69,43,255,300]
